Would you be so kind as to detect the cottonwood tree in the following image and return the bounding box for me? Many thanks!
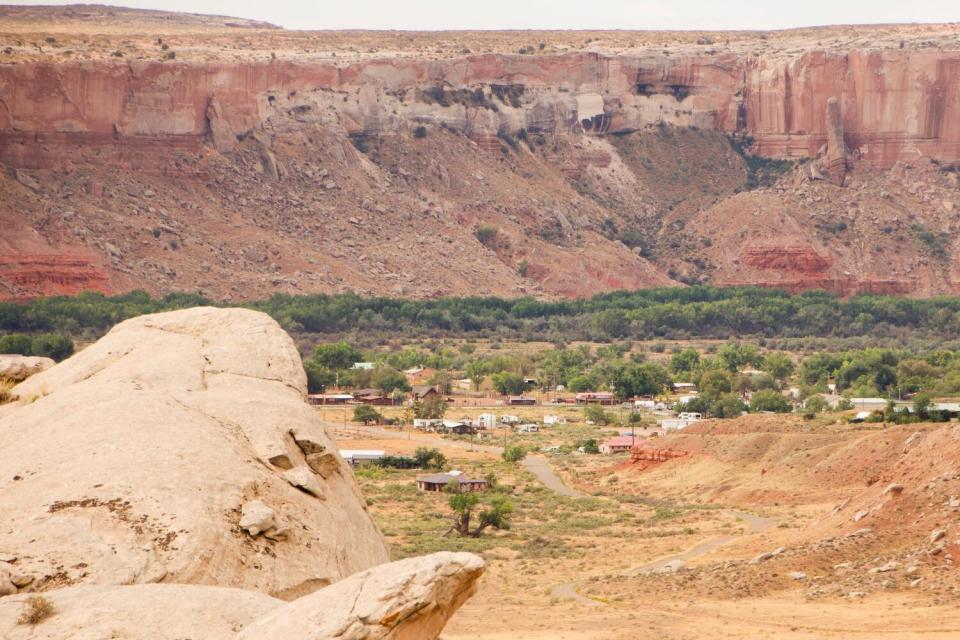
[446,493,513,538]
[413,395,448,419]
[352,405,382,425]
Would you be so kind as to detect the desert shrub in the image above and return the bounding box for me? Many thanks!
[803,395,828,413]
[501,445,526,463]
[475,226,497,247]
[728,134,794,190]
[0,381,14,405]
[18,596,55,625]
[577,438,600,454]
[912,224,950,261]
[583,404,611,425]
[413,447,447,470]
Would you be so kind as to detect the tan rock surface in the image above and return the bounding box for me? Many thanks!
[0,552,484,640]
[0,355,55,383]
[0,307,388,597]
[235,552,485,640]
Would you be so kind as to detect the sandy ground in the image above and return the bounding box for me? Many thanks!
[331,412,960,639]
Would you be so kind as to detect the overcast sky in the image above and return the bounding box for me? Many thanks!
[8,0,960,30]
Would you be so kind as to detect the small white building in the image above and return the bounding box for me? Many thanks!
[660,418,698,432]
[849,398,888,411]
[476,413,497,429]
[338,449,386,466]
[633,399,655,410]
[499,415,520,425]
[518,424,539,433]
[413,418,443,430]
[543,414,567,425]
[351,362,375,370]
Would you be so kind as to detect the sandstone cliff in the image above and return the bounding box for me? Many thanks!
[0,11,959,299]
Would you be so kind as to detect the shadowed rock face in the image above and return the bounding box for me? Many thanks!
[823,97,848,186]
[0,307,389,597]
[0,553,485,640]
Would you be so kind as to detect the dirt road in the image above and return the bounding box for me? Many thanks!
[520,454,586,498]
[552,509,775,603]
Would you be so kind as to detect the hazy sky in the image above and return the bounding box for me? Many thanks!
[8,0,960,30]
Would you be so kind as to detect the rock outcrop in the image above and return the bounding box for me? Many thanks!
[0,307,389,597]
[235,552,485,640]
[2,49,958,172]
[2,14,959,301]
[0,552,484,640]
[0,355,54,383]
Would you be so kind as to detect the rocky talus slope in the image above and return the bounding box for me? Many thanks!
[0,307,483,638]
[0,10,958,300]
[589,416,960,603]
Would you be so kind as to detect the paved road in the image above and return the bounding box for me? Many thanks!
[521,454,586,498]
[552,509,776,604]
[331,423,585,497]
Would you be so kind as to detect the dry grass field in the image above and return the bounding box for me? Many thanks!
[329,411,960,639]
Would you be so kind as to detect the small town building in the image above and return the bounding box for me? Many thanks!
[351,362,375,370]
[404,366,437,386]
[411,385,439,401]
[508,396,536,406]
[600,435,638,455]
[575,392,616,405]
[933,402,960,415]
[353,388,395,406]
[660,417,699,432]
[500,415,520,425]
[476,413,497,429]
[849,397,889,411]
[518,423,539,433]
[338,449,386,466]
[307,393,354,405]
[439,420,477,435]
[672,382,697,392]
[413,418,443,431]
[543,414,567,425]
[416,472,488,493]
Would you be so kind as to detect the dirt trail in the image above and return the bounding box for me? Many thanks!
[552,509,775,604]
[520,454,586,498]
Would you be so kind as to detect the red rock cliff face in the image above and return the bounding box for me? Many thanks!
[1,49,958,170]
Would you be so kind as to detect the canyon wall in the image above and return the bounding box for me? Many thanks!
[1,49,959,171]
